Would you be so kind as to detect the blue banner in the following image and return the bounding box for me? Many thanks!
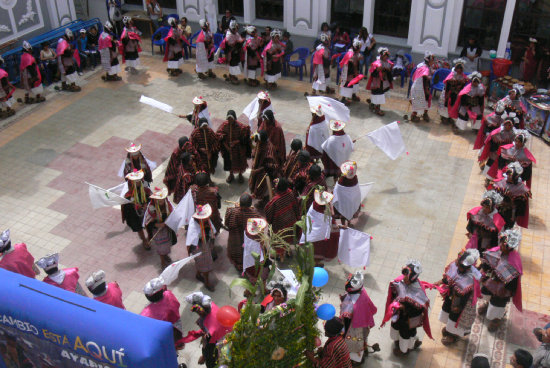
[0,268,178,368]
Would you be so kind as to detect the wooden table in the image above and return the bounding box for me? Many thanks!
[123,10,154,38]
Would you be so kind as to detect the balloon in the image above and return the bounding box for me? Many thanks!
[316,303,335,320]
[216,305,240,328]
[312,267,329,287]
[314,336,322,347]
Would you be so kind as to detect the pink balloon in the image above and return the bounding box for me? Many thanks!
[216,305,240,328]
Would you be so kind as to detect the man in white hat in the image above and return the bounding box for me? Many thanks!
[309,33,335,96]
[98,21,122,82]
[36,253,86,295]
[478,229,523,332]
[186,204,216,291]
[120,142,153,185]
[0,56,16,118]
[262,29,285,89]
[339,38,363,106]
[122,169,153,249]
[181,95,212,128]
[253,91,273,129]
[217,110,251,184]
[56,28,81,92]
[19,41,45,104]
[120,17,142,74]
[434,249,481,345]
[225,193,262,273]
[321,121,354,180]
[381,259,431,356]
[164,17,186,77]
[244,26,261,87]
[438,58,468,124]
[300,164,327,210]
[0,229,39,278]
[243,217,268,282]
[340,271,379,364]
[85,269,125,309]
[409,51,434,122]
[453,71,485,132]
[195,19,216,79]
[140,277,183,343]
[333,161,362,226]
[144,187,177,269]
[305,105,330,160]
[222,20,243,85]
[366,47,393,116]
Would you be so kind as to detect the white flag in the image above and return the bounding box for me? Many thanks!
[307,96,350,122]
[338,228,371,268]
[333,182,374,221]
[164,191,195,232]
[140,95,174,114]
[242,97,259,128]
[160,253,202,284]
[88,183,131,209]
[277,268,300,297]
[359,182,375,202]
[367,121,406,160]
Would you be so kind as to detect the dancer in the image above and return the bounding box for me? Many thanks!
[56,29,81,92]
[366,47,393,116]
[164,17,187,76]
[466,190,505,254]
[98,21,122,81]
[452,71,485,132]
[85,270,125,309]
[321,121,354,181]
[339,39,363,106]
[222,20,243,85]
[409,51,434,122]
[195,19,216,79]
[492,162,531,229]
[217,110,251,183]
[243,26,262,87]
[186,204,217,291]
[309,33,335,96]
[37,253,86,295]
[305,105,330,160]
[438,58,468,124]
[19,41,45,104]
[120,16,142,74]
[0,56,16,118]
[144,187,177,269]
[262,29,285,89]
[121,169,152,249]
[0,229,39,278]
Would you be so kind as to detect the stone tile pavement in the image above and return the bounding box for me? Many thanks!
[0,52,548,368]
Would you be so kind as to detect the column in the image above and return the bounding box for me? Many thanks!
[497,0,516,58]
[179,0,203,22]
[243,0,254,24]
[47,0,76,28]
[410,0,457,57]
[363,0,374,33]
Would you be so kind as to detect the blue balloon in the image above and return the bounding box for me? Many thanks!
[312,267,329,287]
[316,304,336,320]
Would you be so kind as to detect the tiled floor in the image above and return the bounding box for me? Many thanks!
[0,52,547,367]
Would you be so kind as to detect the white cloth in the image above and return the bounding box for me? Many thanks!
[186,219,215,246]
[307,119,330,153]
[321,134,354,166]
[30,84,43,96]
[88,182,131,209]
[242,232,264,271]
[160,253,202,284]
[390,326,417,353]
[108,63,121,76]
[367,121,406,160]
[65,71,78,84]
[312,64,327,91]
[265,72,281,83]
[438,88,449,117]
[117,156,158,178]
[338,227,371,267]
[333,182,373,221]
[196,42,212,73]
[371,92,386,105]
[229,65,241,76]
[306,96,350,122]
[247,69,259,79]
[299,205,331,243]
[0,97,14,108]
[126,58,140,68]
[242,97,273,128]
[167,59,183,69]
[140,95,174,114]
[165,191,195,231]
[410,76,429,113]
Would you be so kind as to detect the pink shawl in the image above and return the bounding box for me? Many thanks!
[339,49,353,69]
[163,28,190,62]
[488,144,536,185]
[351,288,377,328]
[313,47,324,66]
[98,32,113,51]
[366,58,394,90]
[20,52,41,86]
[57,39,81,67]
[412,64,430,81]
[467,206,506,233]
[261,40,285,60]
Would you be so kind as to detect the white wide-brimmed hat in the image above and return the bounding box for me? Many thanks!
[193,204,212,220]
[257,91,269,100]
[150,187,168,200]
[340,161,357,179]
[329,120,346,131]
[310,104,323,116]
[246,218,267,235]
[125,169,144,181]
[125,142,142,153]
[314,189,334,205]
[193,96,205,105]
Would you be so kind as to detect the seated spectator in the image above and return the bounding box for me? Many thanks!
[147,0,163,32]
[179,17,192,59]
[86,27,100,68]
[332,25,350,54]
[320,22,331,39]
[39,42,57,85]
[282,31,293,55]
[76,29,96,70]
[510,349,533,368]
[392,50,409,77]
[219,9,236,34]
[533,323,550,367]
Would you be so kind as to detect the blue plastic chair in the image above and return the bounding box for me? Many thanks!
[430,68,451,96]
[407,66,417,99]
[286,47,310,80]
[151,26,170,55]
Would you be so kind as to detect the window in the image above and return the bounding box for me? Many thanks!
[331,0,364,33]
[255,0,284,21]
[510,1,550,44]
[125,0,177,9]
[373,0,411,38]
[218,0,244,17]
[458,0,507,50]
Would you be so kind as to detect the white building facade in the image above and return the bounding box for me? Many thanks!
[120,0,546,60]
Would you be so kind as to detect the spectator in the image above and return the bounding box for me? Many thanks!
[357,27,376,74]
[392,49,409,77]
[106,0,123,37]
[332,25,350,54]
[146,0,163,32]
[76,29,93,70]
[533,323,550,367]
[264,26,272,44]
[320,22,331,39]
[282,31,293,55]
[510,349,534,368]
[471,353,490,368]
[522,37,538,82]
[83,28,100,69]
[39,42,57,85]
[179,17,192,59]
[460,35,482,73]
[219,9,235,34]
